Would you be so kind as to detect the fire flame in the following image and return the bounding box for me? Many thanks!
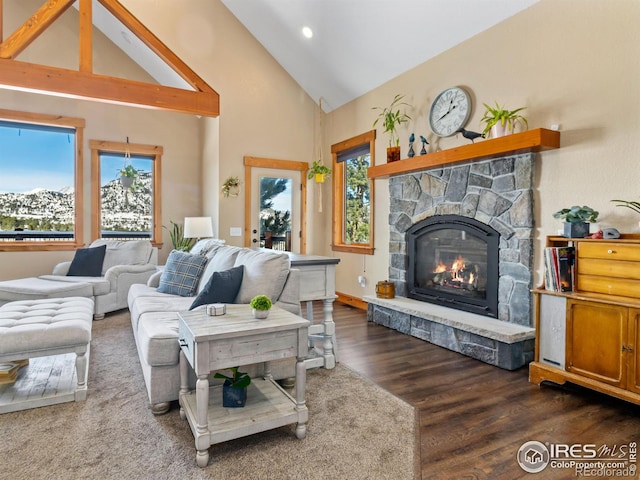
[433,256,474,285]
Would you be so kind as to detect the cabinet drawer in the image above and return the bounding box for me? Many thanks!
[577,274,640,298]
[578,242,640,262]
[578,258,640,280]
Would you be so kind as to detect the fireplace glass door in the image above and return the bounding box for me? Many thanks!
[407,215,499,317]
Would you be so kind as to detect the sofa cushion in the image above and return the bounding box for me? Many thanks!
[197,245,244,293]
[157,251,208,297]
[136,312,181,367]
[233,249,290,304]
[189,238,226,256]
[91,240,153,275]
[67,245,106,277]
[190,266,244,310]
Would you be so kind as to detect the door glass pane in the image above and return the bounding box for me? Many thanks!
[259,177,292,251]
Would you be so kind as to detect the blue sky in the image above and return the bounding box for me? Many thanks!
[0,125,75,193]
[0,125,150,192]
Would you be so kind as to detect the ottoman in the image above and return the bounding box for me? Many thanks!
[0,297,94,413]
[0,277,93,306]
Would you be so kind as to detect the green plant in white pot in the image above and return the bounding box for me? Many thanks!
[250,294,272,319]
[553,205,599,238]
[480,102,528,138]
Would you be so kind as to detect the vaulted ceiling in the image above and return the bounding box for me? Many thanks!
[0,0,540,115]
[220,0,540,111]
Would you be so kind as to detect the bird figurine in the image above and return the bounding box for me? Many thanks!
[456,128,485,143]
[419,135,429,155]
[408,133,415,158]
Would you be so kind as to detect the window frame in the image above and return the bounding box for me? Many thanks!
[0,108,85,252]
[331,130,376,255]
[89,139,163,246]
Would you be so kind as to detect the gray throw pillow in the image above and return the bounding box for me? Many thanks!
[67,245,107,277]
[157,250,208,297]
[189,266,244,310]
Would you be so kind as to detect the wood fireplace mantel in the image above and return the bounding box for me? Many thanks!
[368,128,560,179]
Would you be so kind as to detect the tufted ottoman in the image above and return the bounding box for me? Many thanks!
[0,297,94,413]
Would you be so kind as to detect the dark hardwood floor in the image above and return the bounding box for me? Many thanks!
[325,301,640,480]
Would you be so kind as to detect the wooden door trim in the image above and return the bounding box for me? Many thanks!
[243,156,308,253]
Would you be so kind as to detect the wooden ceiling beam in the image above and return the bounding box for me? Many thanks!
[0,58,219,117]
[97,0,214,94]
[79,0,93,73]
[0,0,76,59]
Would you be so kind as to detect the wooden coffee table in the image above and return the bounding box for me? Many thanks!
[177,305,310,467]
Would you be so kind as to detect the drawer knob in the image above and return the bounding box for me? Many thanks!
[607,249,614,254]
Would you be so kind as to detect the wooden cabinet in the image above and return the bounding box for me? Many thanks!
[530,236,640,405]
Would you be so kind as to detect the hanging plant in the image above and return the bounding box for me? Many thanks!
[222,176,240,197]
[307,160,332,183]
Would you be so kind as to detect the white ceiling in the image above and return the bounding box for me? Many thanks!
[81,0,539,113]
[220,0,540,112]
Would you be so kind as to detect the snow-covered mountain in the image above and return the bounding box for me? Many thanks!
[0,173,152,232]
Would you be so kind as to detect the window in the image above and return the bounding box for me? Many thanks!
[90,140,163,245]
[331,130,375,254]
[0,109,85,251]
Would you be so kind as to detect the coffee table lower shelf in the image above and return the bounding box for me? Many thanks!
[180,377,307,464]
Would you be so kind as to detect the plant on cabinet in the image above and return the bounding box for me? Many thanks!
[250,294,272,319]
[553,205,599,238]
[214,367,251,408]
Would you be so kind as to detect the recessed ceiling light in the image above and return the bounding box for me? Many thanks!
[302,26,313,39]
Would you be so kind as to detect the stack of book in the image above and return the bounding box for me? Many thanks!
[544,246,575,292]
[0,359,29,385]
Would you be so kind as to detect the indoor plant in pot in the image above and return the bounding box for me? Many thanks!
[480,102,528,138]
[372,94,412,163]
[214,367,251,408]
[553,205,599,238]
[307,160,332,183]
[250,294,272,319]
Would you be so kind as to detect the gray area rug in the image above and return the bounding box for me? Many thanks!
[0,310,416,480]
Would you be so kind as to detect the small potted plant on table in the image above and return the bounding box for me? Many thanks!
[553,205,599,238]
[250,294,272,319]
[214,367,251,408]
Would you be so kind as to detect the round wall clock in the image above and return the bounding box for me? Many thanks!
[428,87,472,137]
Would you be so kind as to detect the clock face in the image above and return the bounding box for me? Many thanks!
[429,87,472,137]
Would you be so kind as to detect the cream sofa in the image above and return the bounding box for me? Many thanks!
[0,239,158,320]
[127,240,301,415]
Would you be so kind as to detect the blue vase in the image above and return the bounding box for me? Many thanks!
[222,380,247,407]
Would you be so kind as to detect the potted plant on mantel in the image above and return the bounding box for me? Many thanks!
[553,205,599,238]
[480,102,528,138]
[307,160,332,183]
[214,367,251,408]
[372,94,412,163]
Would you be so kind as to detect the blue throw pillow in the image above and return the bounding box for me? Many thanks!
[189,266,244,310]
[157,250,208,297]
[67,245,107,277]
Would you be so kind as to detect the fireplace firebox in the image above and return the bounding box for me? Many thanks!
[407,215,499,318]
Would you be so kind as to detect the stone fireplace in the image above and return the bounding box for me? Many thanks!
[366,152,537,369]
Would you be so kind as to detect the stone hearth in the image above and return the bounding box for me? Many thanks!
[368,152,538,369]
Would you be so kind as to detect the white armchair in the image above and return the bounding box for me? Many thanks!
[40,239,158,319]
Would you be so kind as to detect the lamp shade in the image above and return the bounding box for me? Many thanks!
[183,216,213,239]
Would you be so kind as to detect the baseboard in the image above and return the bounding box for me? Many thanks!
[335,291,368,310]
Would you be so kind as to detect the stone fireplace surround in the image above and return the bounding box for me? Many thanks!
[365,152,537,370]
